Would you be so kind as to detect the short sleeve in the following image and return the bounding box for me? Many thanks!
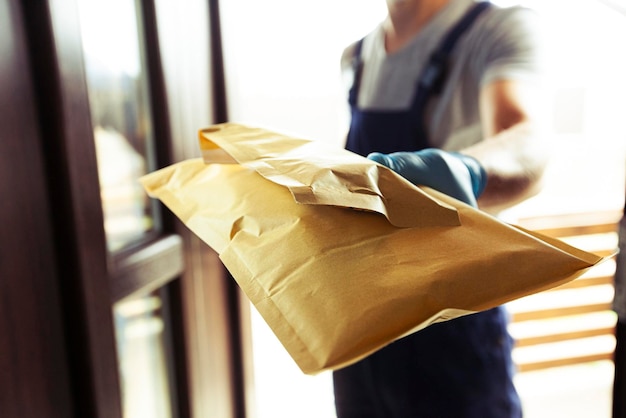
[472,7,546,87]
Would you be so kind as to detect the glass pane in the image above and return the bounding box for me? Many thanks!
[77,0,158,252]
[114,292,174,418]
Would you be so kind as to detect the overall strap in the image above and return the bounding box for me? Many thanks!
[348,39,364,107]
[412,1,492,145]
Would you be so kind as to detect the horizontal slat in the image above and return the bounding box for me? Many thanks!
[516,210,621,236]
[550,275,613,291]
[510,210,620,372]
[532,224,618,238]
[514,326,615,347]
[511,303,613,322]
[517,352,615,372]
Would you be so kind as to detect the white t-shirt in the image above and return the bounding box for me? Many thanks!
[341,0,545,151]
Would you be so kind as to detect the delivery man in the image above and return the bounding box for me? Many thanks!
[333,0,550,416]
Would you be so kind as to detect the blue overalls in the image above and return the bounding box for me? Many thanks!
[334,3,523,417]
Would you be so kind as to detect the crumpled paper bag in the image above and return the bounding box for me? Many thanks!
[140,123,605,374]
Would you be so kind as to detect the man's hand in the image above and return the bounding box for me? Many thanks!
[368,149,487,208]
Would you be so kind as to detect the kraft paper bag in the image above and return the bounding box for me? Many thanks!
[140,123,606,375]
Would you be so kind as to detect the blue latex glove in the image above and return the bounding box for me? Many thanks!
[368,149,487,208]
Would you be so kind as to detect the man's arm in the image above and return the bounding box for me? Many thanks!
[462,78,551,213]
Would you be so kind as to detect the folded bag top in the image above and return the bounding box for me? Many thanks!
[199,123,461,228]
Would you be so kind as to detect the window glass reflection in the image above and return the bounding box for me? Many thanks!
[114,294,174,418]
[77,0,158,251]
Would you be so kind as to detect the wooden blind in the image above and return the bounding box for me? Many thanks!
[508,210,620,372]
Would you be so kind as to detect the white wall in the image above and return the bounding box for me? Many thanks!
[220,0,386,146]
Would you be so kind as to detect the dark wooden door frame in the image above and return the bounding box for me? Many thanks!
[615,320,626,418]
[1,0,74,416]
[20,0,123,415]
[615,208,626,418]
